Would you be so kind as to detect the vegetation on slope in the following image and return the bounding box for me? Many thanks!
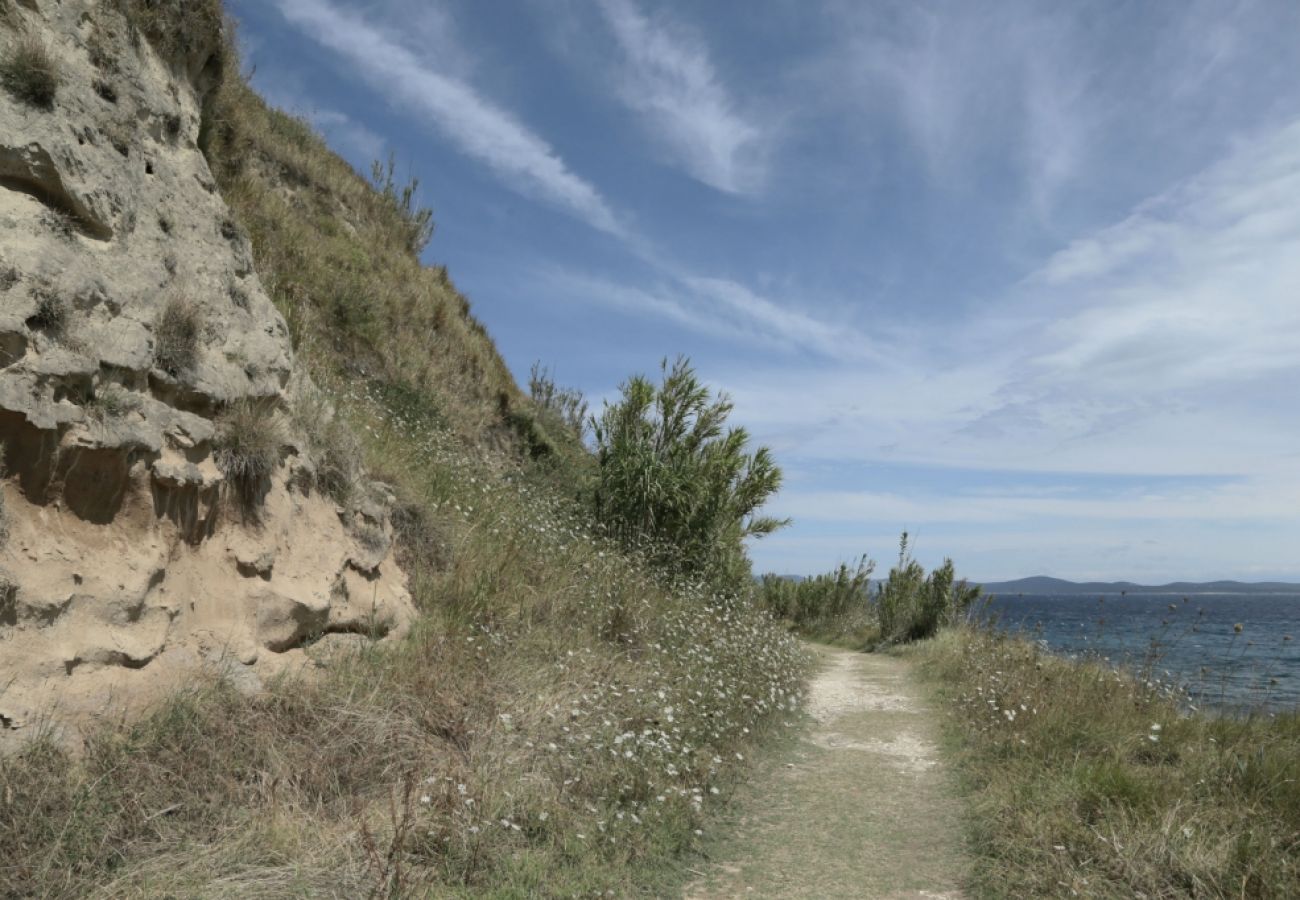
[917,627,1300,898]
[0,6,807,897]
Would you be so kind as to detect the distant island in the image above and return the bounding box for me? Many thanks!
[977,576,1300,596]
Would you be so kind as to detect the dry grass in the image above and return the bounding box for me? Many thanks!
[213,400,283,510]
[915,626,1300,898]
[27,288,68,338]
[1,33,59,109]
[152,296,204,376]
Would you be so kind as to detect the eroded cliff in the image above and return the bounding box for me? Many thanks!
[0,0,413,744]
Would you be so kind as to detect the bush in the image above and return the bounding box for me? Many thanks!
[153,297,203,376]
[213,400,283,509]
[528,362,588,441]
[370,154,435,254]
[759,557,875,632]
[1,34,59,109]
[876,533,980,644]
[27,290,68,338]
[592,357,787,590]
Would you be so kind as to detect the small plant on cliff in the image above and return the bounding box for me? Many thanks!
[153,297,204,376]
[1,34,60,109]
[214,400,283,510]
[27,289,69,339]
[370,153,435,254]
[592,356,788,590]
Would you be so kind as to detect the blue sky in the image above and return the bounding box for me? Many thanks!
[228,0,1300,583]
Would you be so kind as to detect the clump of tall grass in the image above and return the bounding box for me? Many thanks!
[592,356,787,591]
[213,400,283,510]
[27,289,68,338]
[916,626,1300,898]
[877,532,980,644]
[152,297,204,376]
[1,34,59,109]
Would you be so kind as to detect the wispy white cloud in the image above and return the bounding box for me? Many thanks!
[1032,120,1300,391]
[547,267,878,361]
[595,0,764,194]
[273,0,623,235]
[832,3,1091,211]
[719,115,1300,481]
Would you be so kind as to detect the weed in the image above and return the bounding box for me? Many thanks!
[84,383,139,422]
[27,289,69,338]
[152,296,203,376]
[213,400,283,510]
[0,34,59,109]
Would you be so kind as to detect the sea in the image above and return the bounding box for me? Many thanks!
[980,593,1300,712]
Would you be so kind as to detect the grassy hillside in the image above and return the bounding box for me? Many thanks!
[0,7,805,897]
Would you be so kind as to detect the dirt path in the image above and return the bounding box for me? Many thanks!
[686,646,968,899]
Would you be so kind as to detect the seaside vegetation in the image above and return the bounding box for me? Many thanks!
[0,6,807,896]
[757,534,980,649]
[916,625,1300,898]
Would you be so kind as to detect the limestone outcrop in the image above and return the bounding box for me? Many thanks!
[0,1,414,745]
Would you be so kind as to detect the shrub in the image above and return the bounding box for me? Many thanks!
[153,297,203,376]
[370,154,434,254]
[760,556,875,633]
[528,362,588,441]
[876,532,980,644]
[27,290,68,338]
[1,35,59,109]
[592,357,787,590]
[213,400,283,509]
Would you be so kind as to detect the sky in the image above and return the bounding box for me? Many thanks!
[228,0,1300,583]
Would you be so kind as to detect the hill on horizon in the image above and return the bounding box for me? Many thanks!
[977,576,1300,596]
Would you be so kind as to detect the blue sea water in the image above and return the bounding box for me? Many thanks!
[981,593,1300,711]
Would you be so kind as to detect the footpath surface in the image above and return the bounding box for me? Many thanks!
[686,646,968,899]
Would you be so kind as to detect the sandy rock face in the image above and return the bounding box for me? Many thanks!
[0,2,414,744]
